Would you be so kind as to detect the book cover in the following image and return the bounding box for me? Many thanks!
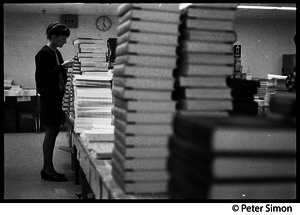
[173,113,296,154]
[176,64,233,76]
[81,62,109,67]
[115,54,177,68]
[80,128,114,142]
[208,182,296,199]
[113,97,176,112]
[179,53,234,65]
[169,135,296,179]
[117,3,179,17]
[88,142,114,159]
[113,76,174,90]
[118,8,180,25]
[112,158,169,181]
[114,136,169,158]
[168,161,296,199]
[112,169,168,194]
[117,19,179,36]
[78,47,107,53]
[182,18,234,31]
[114,127,170,147]
[113,64,174,79]
[81,67,108,72]
[178,76,228,87]
[180,29,237,43]
[112,146,167,170]
[77,52,106,58]
[178,40,233,54]
[112,86,173,101]
[117,31,179,46]
[113,106,174,124]
[183,4,237,20]
[78,57,107,62]
[73,38,106,45]
[177,99,233,111]
[177,110,229,117]
[114,118,173,135]
[116,42,177,57]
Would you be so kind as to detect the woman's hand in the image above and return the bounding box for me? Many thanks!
[62,57,76,68]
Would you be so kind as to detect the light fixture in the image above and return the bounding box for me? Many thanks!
[237,5,296,10]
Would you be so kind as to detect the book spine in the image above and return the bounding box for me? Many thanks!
[180,41,233,54]
[178,64,234,76]
[187,7,236,20]
[185,18,234,31]
[119,9,180,25]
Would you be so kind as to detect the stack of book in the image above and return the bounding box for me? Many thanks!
[174,3,238,117]
[62,68,74,114]
[73,38,109,76]
[4,79,13,90]
[72,58,81,75]
[264,78,277,108]
[111,3,180,194]
[226,76,260,116]
[168,113,296,199]
[80,124,115,159]
[257,78,268,99]
[73,74,113,133]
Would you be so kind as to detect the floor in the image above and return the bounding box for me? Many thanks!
[4,131,81,199]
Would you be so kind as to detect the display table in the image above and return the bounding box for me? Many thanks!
[65,113,168,199]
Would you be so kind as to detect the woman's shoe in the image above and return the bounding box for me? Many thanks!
[40,170,67,182]
[53,172,65,178]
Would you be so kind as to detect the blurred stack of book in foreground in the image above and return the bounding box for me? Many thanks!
[111,3,180,194]
[168,113,296,199]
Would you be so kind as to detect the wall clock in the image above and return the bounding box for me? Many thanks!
[96,16,112,31]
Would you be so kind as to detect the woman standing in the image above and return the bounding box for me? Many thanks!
[35,22,75,182]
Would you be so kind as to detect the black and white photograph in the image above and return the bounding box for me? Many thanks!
[2,2,297,206]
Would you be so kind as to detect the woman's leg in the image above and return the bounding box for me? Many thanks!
[42,124,61,174]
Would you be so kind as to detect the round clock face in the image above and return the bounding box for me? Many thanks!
[96,16,112,31]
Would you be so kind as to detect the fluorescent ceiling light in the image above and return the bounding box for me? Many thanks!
[237,5,296,10]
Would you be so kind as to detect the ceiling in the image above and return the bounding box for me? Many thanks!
[3,3,296,21]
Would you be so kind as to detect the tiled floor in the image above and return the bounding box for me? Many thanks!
[4,131,81,199]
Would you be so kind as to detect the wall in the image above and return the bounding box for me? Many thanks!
[4,13,296,88]
[4,13,118,88]
[234,19,296,79]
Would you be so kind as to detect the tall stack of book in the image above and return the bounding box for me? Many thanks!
[168,113,296,199]
[111,3,180,194]
[73,38,109,76]
[174,3,238,117]
[226,76,260,116]
[71,38,113,133]
[72,74,113,133]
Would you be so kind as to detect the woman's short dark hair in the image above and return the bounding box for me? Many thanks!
[46,22,70,40]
